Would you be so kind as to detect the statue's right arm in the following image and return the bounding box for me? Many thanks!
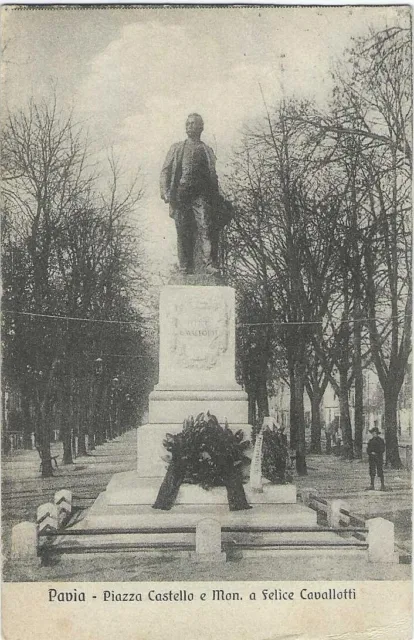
[160,144,177,203]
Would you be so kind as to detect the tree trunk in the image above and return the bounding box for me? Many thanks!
[61,375,74,465]
[88,427,96,451]
[61,414,73,464]
[256,373,269,426]
[353,367,364,459]
[289,367,298,449]
[248,388,257,426]
[90,377,102,448]
[77,385,87,457]
[339,368,353,460]
[310,393,322,454]
[21,394,33,449]
[353,316,364,459]
[351,175,364,460]
[78,428,87,456]
[72,430,77,460]
[88,395,97,450]
[294,363,307,475]
[383,388,402,468]
[40,403,54,478]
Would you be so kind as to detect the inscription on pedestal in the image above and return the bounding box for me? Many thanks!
[170,298,229,369]
[158,286,238,389]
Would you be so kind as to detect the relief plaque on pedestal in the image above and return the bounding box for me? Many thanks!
[148,285,248,426]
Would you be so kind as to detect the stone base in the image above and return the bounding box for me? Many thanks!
[80,493,318,530]
[168,272,222,287]
[137,423,253,477]
[105,472,297,506]
[149,388,248,424]
[189,552,227,563]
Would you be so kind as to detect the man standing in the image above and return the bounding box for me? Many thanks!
[160,113,223,275]
[366,426,386,491]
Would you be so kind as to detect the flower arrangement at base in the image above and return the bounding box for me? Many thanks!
[251,421,292,485]
[152,411,252,511]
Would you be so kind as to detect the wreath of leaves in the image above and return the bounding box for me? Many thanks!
[162,412,250,490]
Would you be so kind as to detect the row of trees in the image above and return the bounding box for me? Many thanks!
[222,26,411,471]
[2,97,155,476]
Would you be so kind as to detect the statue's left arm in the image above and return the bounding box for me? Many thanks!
[204,144,220,195]
[160,144,177,203]
[204,144,234,229]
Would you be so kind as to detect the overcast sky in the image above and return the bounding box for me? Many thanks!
[2,5,409,280]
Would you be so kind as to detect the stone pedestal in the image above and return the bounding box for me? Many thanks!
[138,285,251,476]
[150,285,247,421]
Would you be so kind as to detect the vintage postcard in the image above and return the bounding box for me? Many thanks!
[1,4,412,639]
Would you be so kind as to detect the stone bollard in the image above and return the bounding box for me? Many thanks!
[37,502,58,539]
[367,517,398,563]
[11,522,38,560]
[327,499,350,528]
[192,518,226,563]
[54,490,72,526]
[301,488,318,507]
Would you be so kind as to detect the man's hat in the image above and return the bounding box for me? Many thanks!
[369,427,380,435]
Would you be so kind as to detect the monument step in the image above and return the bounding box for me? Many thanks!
[82,493,317,529]
[105,472,297,505]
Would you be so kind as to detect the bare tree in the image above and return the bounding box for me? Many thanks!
[224,100,345,474]
[334,27,411,467]
[1,95,149,475]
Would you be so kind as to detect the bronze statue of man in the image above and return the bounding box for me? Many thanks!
[160,113,226,275]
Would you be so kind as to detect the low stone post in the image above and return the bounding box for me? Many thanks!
[301,488,318,508]
[11,522,38,561]
[37,502,58,538]
[367,517,397,563]
[192,518,226,563]
[327,499,350,528]
[54,489,72,526]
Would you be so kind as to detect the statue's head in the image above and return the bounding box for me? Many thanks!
[186,113,204,139]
